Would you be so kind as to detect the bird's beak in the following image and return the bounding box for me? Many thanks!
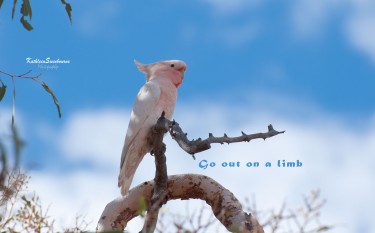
[178,66,187,72]
[178,66,187,79]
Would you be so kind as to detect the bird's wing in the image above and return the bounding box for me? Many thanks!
[119,81,161,172]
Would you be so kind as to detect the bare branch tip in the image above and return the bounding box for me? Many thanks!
[19,70,32,77]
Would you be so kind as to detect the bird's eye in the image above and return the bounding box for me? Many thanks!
[170,64,175,68]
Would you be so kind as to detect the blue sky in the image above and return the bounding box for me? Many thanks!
[1,0,374,117]
[1,0,375,232]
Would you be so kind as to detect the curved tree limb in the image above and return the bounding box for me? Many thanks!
[96,174,264,233]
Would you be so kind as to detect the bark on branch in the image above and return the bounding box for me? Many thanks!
[168,120,285,157]
[96,174,264,233]
[140,113,169,233]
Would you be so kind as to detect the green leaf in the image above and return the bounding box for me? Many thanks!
[137,196,147,217]
[40,81,62,118]
[20,16,33,31]
[0,141,7,165]
[11,125,25,169]
[21,195,32,207]
[26,0,32,19]
[61,0,72,24]
[0,140,8,181]
[0,81,6,102]
[12,0,18,19]
[0,0,4,9]
[21,0,32,19]
[65,3,72,24]
[1,217,14,227]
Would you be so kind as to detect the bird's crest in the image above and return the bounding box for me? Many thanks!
[134,59,151,82]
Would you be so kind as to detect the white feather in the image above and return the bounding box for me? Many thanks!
[118,60,186,196]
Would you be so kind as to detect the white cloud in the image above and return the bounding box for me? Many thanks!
[345,0,375,63]
[182,0,261,49]
[0,108,27,168]
[290,0,343,39]
[290,0,375,65]
[25,99,375,232]
[191,0,375,65]
[0,109,12,134]
[28,170,119,230]
[57,108,129,167]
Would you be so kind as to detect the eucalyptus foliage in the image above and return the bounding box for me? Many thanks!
[0,0,72,31]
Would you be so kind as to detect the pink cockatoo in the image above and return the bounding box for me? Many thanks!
[118,59,187,196]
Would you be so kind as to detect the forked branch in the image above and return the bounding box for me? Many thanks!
[97,113,284,233]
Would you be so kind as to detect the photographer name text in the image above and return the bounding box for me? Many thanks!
[26,57,70,64]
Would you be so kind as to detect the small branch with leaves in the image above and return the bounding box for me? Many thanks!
[0,70,61,127]
[0,0,72,31]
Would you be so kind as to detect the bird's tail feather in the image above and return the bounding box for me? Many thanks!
[118,152,145,196]
[118,174,133,196]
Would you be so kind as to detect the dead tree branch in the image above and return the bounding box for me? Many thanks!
[168,120,285,157]
[244,190,333,233]
[96,174,264,233]
[140,113,169,233]
[97,114,284,232]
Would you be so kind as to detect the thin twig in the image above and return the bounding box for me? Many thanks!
[0,70,43,79]
[0,69,61,119]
